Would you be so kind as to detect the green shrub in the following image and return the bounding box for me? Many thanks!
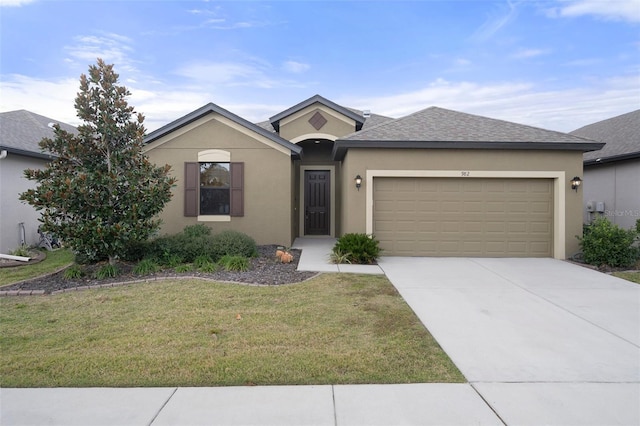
[10,245,32,257]
[579,217,639,268]
[96,264,118,279]
[147,233,215,264]
[329,248,352,264]
[63,264,84,280]
[175,264,192,273]
[194,254,214,269]
[197,261,218,273]
[182,224,211,238]
[133,259,160,276]
[210,230,257,259]
[219,255,249,272]
[333,233,382,264]
[161,254,184,268]
[121,240,151,262]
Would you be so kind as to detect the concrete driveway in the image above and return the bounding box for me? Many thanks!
[379,257,640,426]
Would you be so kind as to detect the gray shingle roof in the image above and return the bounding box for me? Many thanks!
[0,110,77,159]
[570,109,640,164]
[333,106,604,160]
[144,102,302,158]
[343,106,596,143]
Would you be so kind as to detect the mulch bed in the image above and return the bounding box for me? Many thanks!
[1,245,317,295]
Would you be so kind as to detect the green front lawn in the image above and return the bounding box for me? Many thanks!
[0,249,74,286]
[613,271,640,284]
[0,274,464,387]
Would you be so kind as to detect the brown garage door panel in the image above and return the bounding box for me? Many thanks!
[374,177,553,257]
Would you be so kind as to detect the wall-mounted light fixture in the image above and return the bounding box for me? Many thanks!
[355,175,362,191]
[571,176,582,192]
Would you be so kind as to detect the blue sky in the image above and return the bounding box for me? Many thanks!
[1,0,638,132]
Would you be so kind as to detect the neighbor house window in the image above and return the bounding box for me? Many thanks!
[199,162,230,215]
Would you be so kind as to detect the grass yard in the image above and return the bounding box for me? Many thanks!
[0,249,74,286]
[613,271,640,284]
[0,274,464,387]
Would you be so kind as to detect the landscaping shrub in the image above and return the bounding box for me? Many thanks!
[210,230,257,259]
[133,259,160,276]
[96,264,118,279]
[63,264,84,280]
[137,227,256,265]
[194,254,214,269]
[147,231,215,264]
[579,217,639,268]
[182,224,211,238]
[219,255,249,272]
[10,245,32,257]
[333,233,382,264]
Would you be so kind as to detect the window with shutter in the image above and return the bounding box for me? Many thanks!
[184,161,244,218]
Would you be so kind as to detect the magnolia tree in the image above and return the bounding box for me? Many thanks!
[21,59,176,265]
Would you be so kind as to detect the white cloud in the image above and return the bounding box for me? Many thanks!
[282,60,310,74]
[0,75,80,126]
[511,48,551,59]
[471,0,519,42]
[345,75,640,132]
[549,0,640,23]
[64,33,138,74]
[2,70,637,135]
[0,0,34,6]
[174,60,309,90]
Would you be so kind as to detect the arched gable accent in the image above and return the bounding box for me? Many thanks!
[290,133,338,144]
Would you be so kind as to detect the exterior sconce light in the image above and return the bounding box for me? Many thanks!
[355,175,362,191]
[571,176,582,192]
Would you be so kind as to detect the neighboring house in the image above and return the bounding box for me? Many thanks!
[0,110,77,254]
[144,95,603,259]
[570,110,640,230]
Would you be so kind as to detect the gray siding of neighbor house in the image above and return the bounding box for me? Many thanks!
[583,159,640,229]
[0,154,48,253]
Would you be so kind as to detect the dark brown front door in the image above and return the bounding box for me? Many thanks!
[304,170,330,235]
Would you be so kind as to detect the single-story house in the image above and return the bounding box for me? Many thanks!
[144,95,604,259]
[0,110,77,254]
[570,110,640,230]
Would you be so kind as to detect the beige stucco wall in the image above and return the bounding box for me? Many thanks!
[339,149,585,258]
[144,113,294,246]
[583,160,640,229]
[279,104,356,142]
[0,154,49,253]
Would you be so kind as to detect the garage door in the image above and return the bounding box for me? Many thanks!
[374,177,553,257]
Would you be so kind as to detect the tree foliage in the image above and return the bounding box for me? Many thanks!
[21,59,176,264]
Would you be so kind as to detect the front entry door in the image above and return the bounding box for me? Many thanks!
[304,170,330,235]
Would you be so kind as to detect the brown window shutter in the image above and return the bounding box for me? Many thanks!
[230,162,244,217]
[184,162,198,217]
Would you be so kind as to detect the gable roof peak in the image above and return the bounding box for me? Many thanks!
[269,94,365,132]
[143,101,302,158]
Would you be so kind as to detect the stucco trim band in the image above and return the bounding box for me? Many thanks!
[365,170,566,259]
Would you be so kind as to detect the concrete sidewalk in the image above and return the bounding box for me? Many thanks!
[1,384,503,425]
[292,237,384,275]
